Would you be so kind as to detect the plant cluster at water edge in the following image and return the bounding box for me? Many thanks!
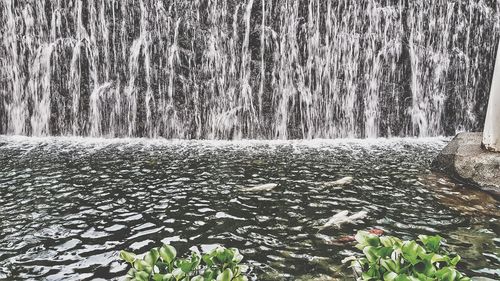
[351,231,471,281]
[120,245,248,281]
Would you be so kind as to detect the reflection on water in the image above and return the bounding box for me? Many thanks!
[421,173,499,218]
[0,137,498,280]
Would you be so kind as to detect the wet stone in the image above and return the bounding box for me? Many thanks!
[432,132,500,197]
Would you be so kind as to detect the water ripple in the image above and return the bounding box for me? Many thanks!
[0,136,498,280]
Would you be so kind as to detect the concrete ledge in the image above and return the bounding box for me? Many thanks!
[432,132,500,197]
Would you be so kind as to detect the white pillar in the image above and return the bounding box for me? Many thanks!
[483,40,500,152]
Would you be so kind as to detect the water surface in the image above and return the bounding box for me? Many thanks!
[0,137,498,280]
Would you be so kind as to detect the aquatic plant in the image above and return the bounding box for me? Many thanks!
[352,231,471,281]
[120,245,248,281]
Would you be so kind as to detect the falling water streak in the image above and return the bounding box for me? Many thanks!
[3,0,26,135]
[0,0,499,139]
[258,0,266,130]
[238,0,256,139]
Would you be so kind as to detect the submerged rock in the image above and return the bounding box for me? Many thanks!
[432,132,500,197]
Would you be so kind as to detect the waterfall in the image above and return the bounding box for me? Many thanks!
[0,0,499,139]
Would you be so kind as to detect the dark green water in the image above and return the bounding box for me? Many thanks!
[0,137,498,280]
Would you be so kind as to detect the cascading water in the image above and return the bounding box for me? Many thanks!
[0,0,499,139]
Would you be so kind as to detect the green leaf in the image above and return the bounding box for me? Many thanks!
[430,254,449,264]
[217,269,234,281]
[415,272,434,281]
[362,272,376,281]
[450,255,461,267]
[153,273,174,281]
[376,247,394,259]
[418,253,433,262]
[202,253,214,267]
[418,235,442,253]
[413,260,436,277]
[215,248,235,264]
[120,251,137,264]
[233,276,248,281]
[203,268,216,280]
[364,266,381,280]
[190,252,202,270]
[231,248,244,263]
[177,258,192,273]
[356,231,381,249]
[191,275,204,281]
[381,236,402,248]
[384,272,398,281]
[145,248,160,267]
[401,241,425,265]
[355,231,370,244]
[156,261,169,272]
[134,259,153,274]
[365,235,381,247]
[172,268,185,280]
[394,274,412,281]
[363,246,380,263]
[177,252,201,274]
[435,267,457,281]
[126,268,137,278]
[135,271,150,281]
[160,245,177,264]
[381,258,399,273]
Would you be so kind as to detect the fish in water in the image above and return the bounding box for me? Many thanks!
[319,210,368,231]
[241,183,278,192]
[322,176,353,187]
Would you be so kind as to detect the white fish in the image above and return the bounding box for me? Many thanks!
[319,210,368,231]
[348,211,368,221]
[322,176,353,187]
[241,183,278,192]
[319,210,349,230]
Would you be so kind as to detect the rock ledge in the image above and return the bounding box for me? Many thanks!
[432,132,500,197]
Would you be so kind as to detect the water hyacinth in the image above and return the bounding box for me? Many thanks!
[120,245,248,281]
[352,231,471,281]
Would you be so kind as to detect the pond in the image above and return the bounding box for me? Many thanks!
[0,136,498,280]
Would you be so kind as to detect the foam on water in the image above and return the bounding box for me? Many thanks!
[0,135,449,150]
